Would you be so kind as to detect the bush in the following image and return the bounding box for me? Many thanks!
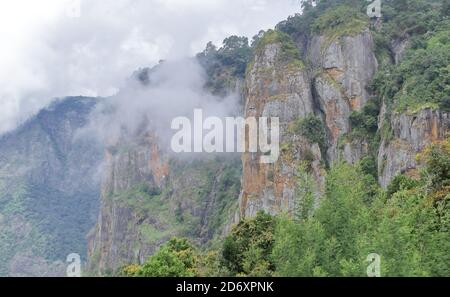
[253,30,302,62]
[221,211,276,276]
[371,6,450,113]
[134,238,198,277]
[349,99,380,139]
[419,137,450,191]
[292,115,327,152]
[387,174,419,197]
[311,5,368,39]
[359,156,378,179]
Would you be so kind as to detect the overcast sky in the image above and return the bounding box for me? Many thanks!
[0,0,301,135]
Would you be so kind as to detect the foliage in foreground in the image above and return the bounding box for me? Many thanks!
[273,138,449,277]
[121,238,198,277]
[122,137,449,277]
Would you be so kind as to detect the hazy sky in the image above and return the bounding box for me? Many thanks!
[0,0,301,135]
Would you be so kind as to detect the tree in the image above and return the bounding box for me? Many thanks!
[221,211,276,276]
[217,36,252,76]
[133,238,198,277]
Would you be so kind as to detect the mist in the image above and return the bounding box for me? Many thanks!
[0,0,302,135]
[79,58,241,156]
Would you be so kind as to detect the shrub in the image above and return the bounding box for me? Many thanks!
[292,115,327,152]
[387,174,419,197]
[136,238,198,277]
[311,5,368,39]
[253,30,302,62]
[221,211,276,276]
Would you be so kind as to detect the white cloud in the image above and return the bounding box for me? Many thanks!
[0,0,301,135]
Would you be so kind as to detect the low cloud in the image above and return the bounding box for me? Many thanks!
[0,0,301,135]
[80,58,240,152]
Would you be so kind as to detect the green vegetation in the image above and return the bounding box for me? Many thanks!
[370,1,450,113]
[277,0,450,114]
[253,30,302,63]
[291,114,327,152]
[217,36,253,76]
[275,138,449,276]
[221,212,276,276]
[0,97,101,276]
[277,0,369,38]
[372,26,450,112]
[124,137,450,277]
[122,238,198,277]
[349,98,380,139]
[347,97,382,155]
[109,157,241,247]
[311,5,368,39]
[104,0,450,278]
[197,36,252,95]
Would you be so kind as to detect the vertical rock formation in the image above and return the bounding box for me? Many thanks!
[239,27,378,218]
[88,132,243,274]
[87,4,450,273]
[378,109,450,187]
[239,35,324,218]
[308,29,378,163]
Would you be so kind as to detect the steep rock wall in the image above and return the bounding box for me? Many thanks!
[378,108,450,187]
[87,133,242,274]
[239,28,378,218]
[309,29,378,162]
[239,41,324,218]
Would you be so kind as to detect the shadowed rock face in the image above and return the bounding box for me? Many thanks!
[87,133,170,273]
[0,97,102,276]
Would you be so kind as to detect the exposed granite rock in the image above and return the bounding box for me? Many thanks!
[391,36,410,64]
[239,41,324,219]
[378,108,450,188]
[87,132,241,274]
[238,28,379,218]
[309,29,378,162]
[342,138,370,164]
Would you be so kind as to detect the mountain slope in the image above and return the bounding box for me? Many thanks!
[0,97,102,276]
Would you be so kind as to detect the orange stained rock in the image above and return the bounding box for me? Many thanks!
[150,143,169,186]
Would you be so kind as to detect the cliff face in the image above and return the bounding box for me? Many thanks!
[238,27,378,217]
[238,40,322,218]
[378,109,450,187]
[87,4,450,273]
[309,29,378,162]
[88,132,242,274]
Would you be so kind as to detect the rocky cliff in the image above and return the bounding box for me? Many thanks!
[378,109,450,188]
[238,23,379,217]
[87,131,242,274]
[85,0,450,273]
